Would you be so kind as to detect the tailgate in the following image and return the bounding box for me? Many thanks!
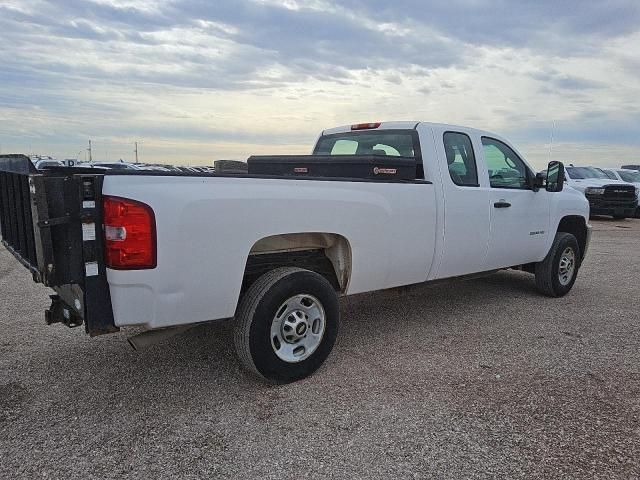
[0,154,118,335]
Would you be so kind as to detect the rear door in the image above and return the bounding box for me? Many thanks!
[480,137,550,268]
[432,127,491,278]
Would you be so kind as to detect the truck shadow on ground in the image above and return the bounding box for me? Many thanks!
[18,269,542,409]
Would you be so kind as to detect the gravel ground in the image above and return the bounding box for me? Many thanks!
[1,218,639,479]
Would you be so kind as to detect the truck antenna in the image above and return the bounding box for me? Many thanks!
[548,120,556,163]
[88,140,93,163]
[134,141,139,164]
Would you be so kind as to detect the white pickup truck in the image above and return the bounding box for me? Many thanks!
[0,121,591,382]
[563,165,638,219]
[597,167,640,218]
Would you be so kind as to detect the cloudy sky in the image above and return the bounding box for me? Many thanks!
[1,0,639,168]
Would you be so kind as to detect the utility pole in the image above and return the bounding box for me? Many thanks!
[88,140,93,163]
[134,141,139,164]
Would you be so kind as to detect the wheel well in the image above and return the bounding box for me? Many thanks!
[557,216,588,260]
[242,233,352,293]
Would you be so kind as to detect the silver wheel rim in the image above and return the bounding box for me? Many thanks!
[558,247,576,286]
[270,294,326,363]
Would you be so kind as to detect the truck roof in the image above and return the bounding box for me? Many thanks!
[322,121,501,139]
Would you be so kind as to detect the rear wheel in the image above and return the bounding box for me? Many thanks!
[234,267,339,383]
[612,214,626,220]
[535,232,580,297]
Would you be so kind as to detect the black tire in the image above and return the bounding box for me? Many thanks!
[535,232,580,297]
[612,215,626,220]
[234,267,339,383]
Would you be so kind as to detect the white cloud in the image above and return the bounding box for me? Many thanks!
[0,0,639,167]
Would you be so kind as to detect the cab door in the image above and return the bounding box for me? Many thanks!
[432,129,491,279]
[481,137,550,269]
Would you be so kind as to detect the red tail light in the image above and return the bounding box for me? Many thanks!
[351,122,381,130]
[103,196,156,270]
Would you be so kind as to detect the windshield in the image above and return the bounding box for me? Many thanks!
[565,166,608,180]
[618,170,640,183]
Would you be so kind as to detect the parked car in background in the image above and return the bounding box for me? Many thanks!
[596,167,640,217]
[87,161,141,170]
[563,165,637,219]
[34,159,66,169]
[622,165,640,171]
[615,168,640,185]
[135,164,173,172]
[175,165,216,174]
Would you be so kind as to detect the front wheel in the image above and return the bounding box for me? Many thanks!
[234,267,339,383]
[535,232,580,297]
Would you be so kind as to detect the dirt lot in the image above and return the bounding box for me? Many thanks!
[1,218,639,479]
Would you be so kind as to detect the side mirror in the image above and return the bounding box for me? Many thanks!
[546,161,565,192]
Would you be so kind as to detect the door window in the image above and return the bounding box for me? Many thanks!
[443,132,479,187]
[481,137,531,189]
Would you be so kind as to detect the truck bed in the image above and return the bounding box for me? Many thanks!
[0,154,432,334]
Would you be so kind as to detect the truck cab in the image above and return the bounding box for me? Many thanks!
[316,122,589,278]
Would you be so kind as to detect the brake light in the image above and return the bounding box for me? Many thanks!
[102,195,156,269]
[351,122,381,130]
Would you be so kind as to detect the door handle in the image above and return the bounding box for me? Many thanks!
[494,200,511,208]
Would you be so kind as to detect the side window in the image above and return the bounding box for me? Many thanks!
[443,132,479,187]
[481,137,531,189]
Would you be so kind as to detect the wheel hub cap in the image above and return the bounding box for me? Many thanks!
[282,310,309,343]
[558,247,576,286]
[270,294,326,363]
